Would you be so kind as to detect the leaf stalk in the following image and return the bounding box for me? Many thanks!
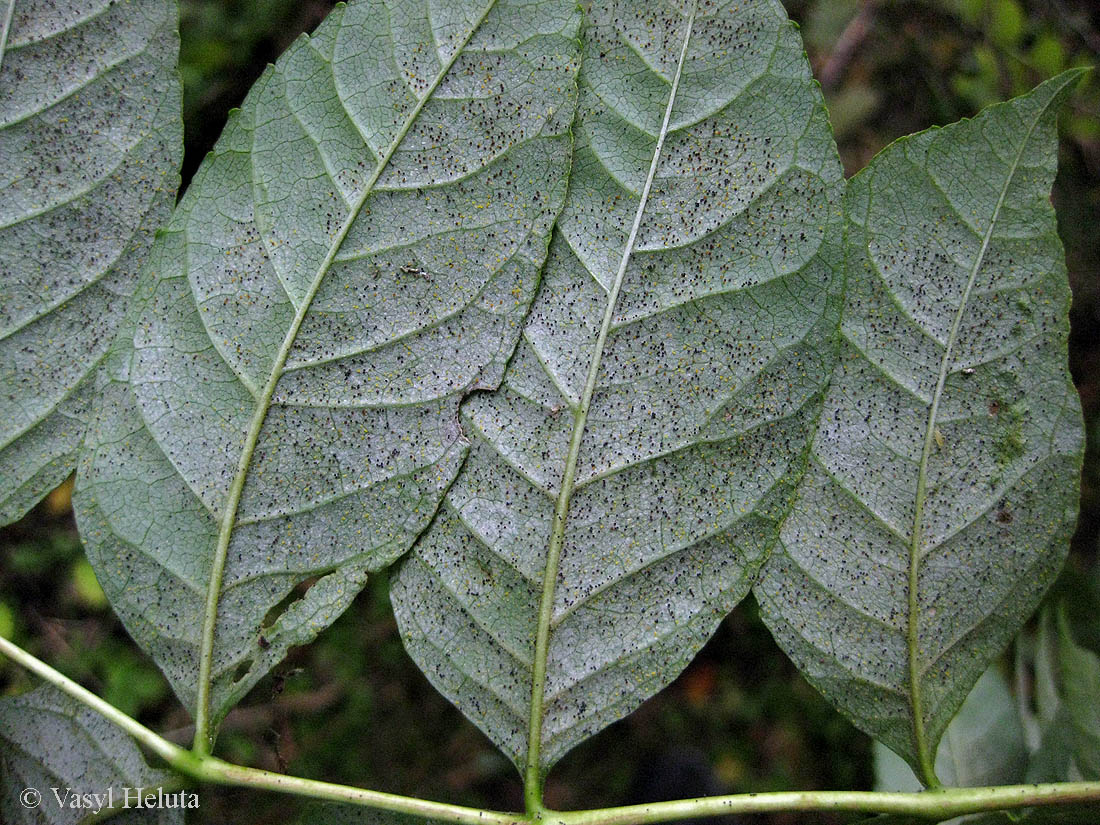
[5,636,1100,825]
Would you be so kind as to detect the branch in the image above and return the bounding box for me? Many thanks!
[0,636,520,825]
[3,635,1100,825]
[551,785,1100,825]
[0,634,186,767]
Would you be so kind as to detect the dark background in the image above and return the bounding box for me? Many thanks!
[1,2,1098,823]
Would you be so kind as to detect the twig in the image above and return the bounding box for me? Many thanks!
[4,635,1100,825]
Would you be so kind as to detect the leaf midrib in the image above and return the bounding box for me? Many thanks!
[0,0,17,75]
[521,0,698,806]
[190,0,501,754]
[903,98,1054,788]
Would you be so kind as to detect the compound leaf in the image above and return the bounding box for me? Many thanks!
[756,71,1086,784]
[0,0,181,524]
[392,0,844,777]
[75,0,580,746]
[0,684,185,825]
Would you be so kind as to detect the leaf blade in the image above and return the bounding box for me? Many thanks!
[0,0,181,524]
[392,0,844,776]
[756,71,1086,783]
[874,667,1028,797]
[74,0,580,744]
[0,684,185,825]
[1057,606,1100,780]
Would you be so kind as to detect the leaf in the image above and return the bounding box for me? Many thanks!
[1018,607,1076,783]
[755,71,1086,784]
[74,0,580,745]
[1027,706,1079,784]
[0,0,182,524]
[874,667,1028,796]
[0,684,185,825]
[1057,606,1100,779]
[1020,605,1097,784]
[1035,608,1062,729]
[391,0,844,777]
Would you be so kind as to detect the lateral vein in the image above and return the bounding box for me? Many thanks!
[904,103,1050,788]
[522,1,698,810]
[190,0,501,754]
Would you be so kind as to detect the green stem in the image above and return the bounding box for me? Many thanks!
[0,636,519,825]
[0,635,187,767]
[551,784,1100,825]
[5,636,1100,825]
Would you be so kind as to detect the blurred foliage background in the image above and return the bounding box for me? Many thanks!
[1,2,1098,823]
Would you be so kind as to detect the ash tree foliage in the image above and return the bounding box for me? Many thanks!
[0,0,180,523]
[0,0,1096,823]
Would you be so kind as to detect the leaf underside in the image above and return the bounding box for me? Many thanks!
[0,684,183,825]
[392,0,844,775]
[75,0,580,734]
[5,0,1087,809]
[874,667,1028,794]
[0,0,181,524]
[756,71,1086,781]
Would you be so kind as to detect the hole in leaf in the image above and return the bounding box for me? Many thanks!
[233,659,254,685]
[261,575,325,630]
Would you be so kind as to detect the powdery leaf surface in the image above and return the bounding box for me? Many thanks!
[0,684,183,825]
[756,72,1085,782]
[0,0,181,523]
[392,0,844,775]
[75,0,580,740]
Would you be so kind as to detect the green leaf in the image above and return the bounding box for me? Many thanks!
[874,667,1028,795]
[74,0,580,747]
[0,0,182,524]
[1035,608,1062,729]
[0,684,185,825]
[1027,706,1078,784]
[1023,607,1096,784]
[756,71,1086,785]
[1057,607,1100,779]
[391,0,844,779]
